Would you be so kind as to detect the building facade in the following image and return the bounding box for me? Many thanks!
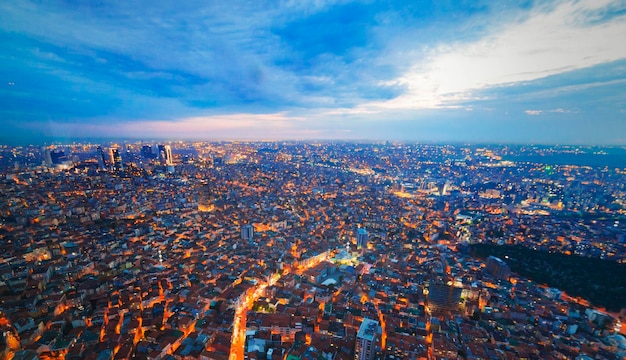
[486,256,510,280]
[356,228,368,250]
[355,318,379,360]
[241,224,254,243]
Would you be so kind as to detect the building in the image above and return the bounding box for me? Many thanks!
[356,228,368,250]
[42,147,52,166]
[141,145,155,160]
[110,148,123,171]
[97,146,108,169]
[427,283,463,314]
[197,181,214,212]
[486,256,510,280]
[158,144,174,166]
[158,144,166,162]
[441,181,450,196]
[241,224,254,243]
[355,318,379,360]
[50,149,67,165]
[164,145,174,166]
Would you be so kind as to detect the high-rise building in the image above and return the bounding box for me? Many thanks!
[158,144,166,162]
[355,318,379,360]
[164,145,173,166]
[43,147,52,166]
[486,256,510,280]
[197,181,214,212]
[241,224,254,242]
[356,228,368,250]
[97,146,107,169]
[427,283,463,314]
[158,144,174,166]
[141,145,154,159]
[441,181,451,196]
[110,148,123,171]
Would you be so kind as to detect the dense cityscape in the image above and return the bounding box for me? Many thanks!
[4,0,626,358]
[0,141,625,360]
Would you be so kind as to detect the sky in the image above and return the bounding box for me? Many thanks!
[1,0,626,145]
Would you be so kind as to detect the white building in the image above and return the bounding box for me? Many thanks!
[355,318,379,360]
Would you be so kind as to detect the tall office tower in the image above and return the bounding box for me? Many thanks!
[158,144,173,165]
[141,145,154,159]
[441,181,451,196]
[110,148,123,171]
[43,147,52,166]
[158,144,166,162]
[97,146,108,169]
[356,228,368,250]
[355,318,379,360]
[486,256,511,280]
[241,224,254,242]
[164,145,174,166]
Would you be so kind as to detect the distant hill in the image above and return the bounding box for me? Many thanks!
[469,244,626,312]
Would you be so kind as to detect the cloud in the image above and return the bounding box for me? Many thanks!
[0,2,306,109]
[370,0,626,111]
[525,108,576,115]
[5,112,304,144]
[273,2,375,61]
[46,112,314,140]
[525,110,543,115]
[1,0,626,144]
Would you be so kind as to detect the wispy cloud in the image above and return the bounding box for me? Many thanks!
[525,110,543,116]
[122,113,305,135]
[1,0,626,144]
[525,108,576,116]
[370,0,626,111]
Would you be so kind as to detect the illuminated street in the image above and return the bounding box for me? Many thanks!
[229,253,330,359]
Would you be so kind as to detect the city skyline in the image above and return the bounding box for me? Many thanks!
[1,141,624,359]
[2,0,626,145]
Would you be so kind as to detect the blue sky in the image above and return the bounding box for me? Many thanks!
[1,0,626,144]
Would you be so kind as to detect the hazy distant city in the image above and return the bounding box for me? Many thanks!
[0,141,625,360]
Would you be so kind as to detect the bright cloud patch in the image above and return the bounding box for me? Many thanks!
[375,0,626,110]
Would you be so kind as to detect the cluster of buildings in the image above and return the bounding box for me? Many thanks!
[0,141,624,359]
[240,239,624,359]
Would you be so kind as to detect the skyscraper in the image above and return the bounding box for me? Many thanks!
[158,144,166,162]
[241,224,254,243]
[110,148,123,171]
[197,181,214,212]
[356,228,368,250]
[141,145,154,159]
[97,146,107,170]
[42,147,52,167]
[486,256,511,280]
[441,181,451,196]
[164,145,173,166]
[355,318,379,360]
[158,144,174,166]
